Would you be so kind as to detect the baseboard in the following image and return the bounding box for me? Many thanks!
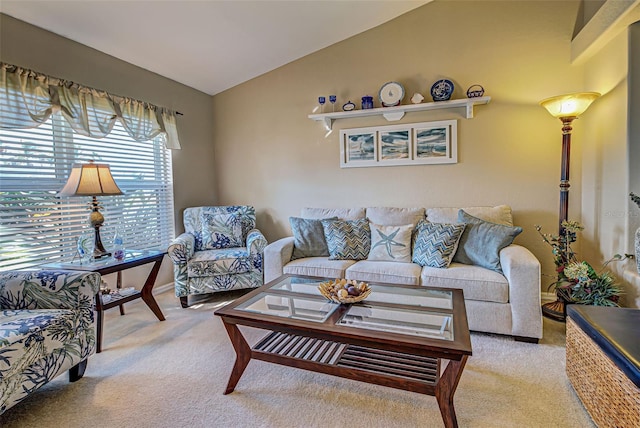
[541,291,556,303]
[153,282,173,295]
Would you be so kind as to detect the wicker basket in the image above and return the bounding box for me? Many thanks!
[566,317,640,427]
[318,279,371,304]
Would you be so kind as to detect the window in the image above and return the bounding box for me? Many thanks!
[0,112,175,271]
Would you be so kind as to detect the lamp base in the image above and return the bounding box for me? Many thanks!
[93,225,111,259]
[542,299,566,322]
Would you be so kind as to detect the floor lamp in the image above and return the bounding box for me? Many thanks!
[59,160,123,259]
[539,92,600,321]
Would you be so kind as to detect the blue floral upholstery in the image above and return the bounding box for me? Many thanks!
[168,206,267,306]
[0,270,100,414]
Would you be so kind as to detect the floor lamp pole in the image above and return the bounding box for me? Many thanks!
[541,117,576,322]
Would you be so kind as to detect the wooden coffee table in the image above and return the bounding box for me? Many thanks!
[214,274,472,428]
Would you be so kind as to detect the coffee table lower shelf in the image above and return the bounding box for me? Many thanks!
[253,331,440,392]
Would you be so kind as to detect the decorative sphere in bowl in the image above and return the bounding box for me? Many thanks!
[318,278,371,304]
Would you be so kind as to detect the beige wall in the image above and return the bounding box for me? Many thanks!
[580,28,635,304]
[212,0,585,282]
[0,13,217,288]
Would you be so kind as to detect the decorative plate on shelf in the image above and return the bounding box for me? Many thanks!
[318,279,371,304]
[430,79,454,101]
[379,81,405,107]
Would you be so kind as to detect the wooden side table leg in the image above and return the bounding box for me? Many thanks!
[222,321,252,394]
[435,355,468,428]
[95,293,104,353]
[117,271,125,316]
[140,259,165,321]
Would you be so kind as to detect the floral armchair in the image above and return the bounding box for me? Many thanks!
[167,206,268,307]
[0,270,100,414]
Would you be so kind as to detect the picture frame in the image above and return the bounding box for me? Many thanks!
[413,120,457,164]
[340,128,378,168]
[339,120,457,168]
[378,126,411,166]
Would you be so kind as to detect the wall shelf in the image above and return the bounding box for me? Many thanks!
[308,96,491,130]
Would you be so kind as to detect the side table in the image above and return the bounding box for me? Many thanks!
[40,249,166,352]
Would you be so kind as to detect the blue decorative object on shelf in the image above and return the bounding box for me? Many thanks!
[342,101,356,111]
[329,95,337,112]
[466,84,485,98]
[430,79,454,102]
[361,95,374,110]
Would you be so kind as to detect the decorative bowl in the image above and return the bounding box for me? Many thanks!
[318,278,371,304]
[430,79,454,102]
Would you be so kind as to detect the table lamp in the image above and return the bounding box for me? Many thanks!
[58,160,123,259]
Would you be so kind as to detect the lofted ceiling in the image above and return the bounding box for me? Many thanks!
[0,0,431,95]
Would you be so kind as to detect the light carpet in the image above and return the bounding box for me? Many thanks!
[0,289,594,428]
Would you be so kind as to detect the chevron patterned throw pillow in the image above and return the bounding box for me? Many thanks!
[412,221,466,268]
[321,218,371,260]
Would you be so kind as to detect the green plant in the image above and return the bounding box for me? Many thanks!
[535,220,627,306]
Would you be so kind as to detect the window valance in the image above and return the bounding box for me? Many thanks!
[0,62,181,149]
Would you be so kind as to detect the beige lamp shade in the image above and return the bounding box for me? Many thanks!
[58,160,123,196]
[539,92,601,119]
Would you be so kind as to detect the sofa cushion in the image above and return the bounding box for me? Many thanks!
[420,262,509,303]
[322,218,371,260]
[346,261,421,286]
[453,210,522,272]
[412,221,466,268]
[290,216,337,260]
[283,257,356,279]
[426,205,514,226]
[200,212,244,250]
[301,207,365,220]
[187,248,251,278]
[365,207,425,226]
[368,223,413,262]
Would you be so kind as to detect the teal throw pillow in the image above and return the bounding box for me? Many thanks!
[453,210,523,272]
[200,212,244,250]
[290,216,337,260]
[368,223,413,262]
[412,221,466,268]
[321,218,371,260]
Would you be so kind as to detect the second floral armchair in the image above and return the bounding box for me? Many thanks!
[167,206,268,308]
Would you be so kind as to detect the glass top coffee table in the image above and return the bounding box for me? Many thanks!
[215,274,472,428]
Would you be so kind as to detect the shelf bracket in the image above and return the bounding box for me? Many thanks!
[466,104,474,119]
[382,111,405,121]
[321,117,333,131]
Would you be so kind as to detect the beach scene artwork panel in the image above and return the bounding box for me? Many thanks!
[347,132,376,162]
[379,130,410,161]
[415,126,449,158]
[413,120,457,165]
[340,128,379,168]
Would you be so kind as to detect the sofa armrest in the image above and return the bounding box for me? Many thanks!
[264,237,295,283]
[499,244,543,339]
[0,270,100,311]
[167,233,195,265]
[247,228,268,256]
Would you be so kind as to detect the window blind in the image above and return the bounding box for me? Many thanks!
[0,112,175,271]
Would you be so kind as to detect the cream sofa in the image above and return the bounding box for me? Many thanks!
[264,206,542,342]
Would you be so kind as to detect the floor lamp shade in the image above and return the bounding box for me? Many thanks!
[539,92,600,119]
[59,161,123,259]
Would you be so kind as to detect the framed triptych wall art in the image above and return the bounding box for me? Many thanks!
[339,120,457,168]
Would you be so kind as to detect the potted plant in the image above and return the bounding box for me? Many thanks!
[536,220,626,312]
